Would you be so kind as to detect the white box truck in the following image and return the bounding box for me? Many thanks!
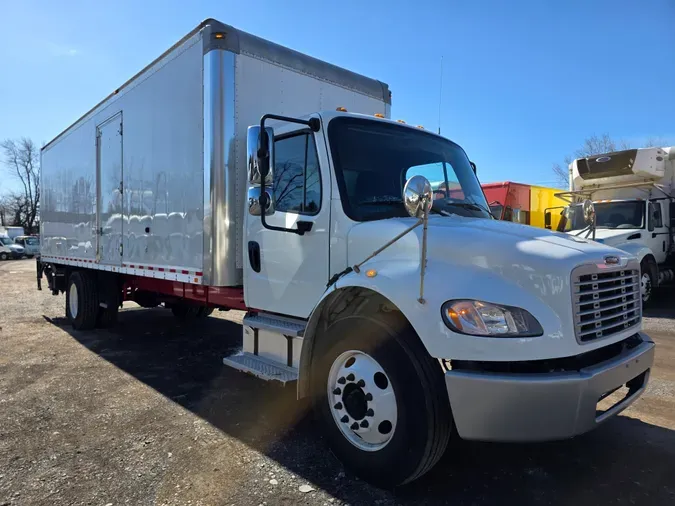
[38,19,655,487]
[553,147,675,306]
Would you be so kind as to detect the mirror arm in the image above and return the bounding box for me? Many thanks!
[258,114,321,236]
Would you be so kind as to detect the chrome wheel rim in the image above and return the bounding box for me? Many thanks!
[69,283,79,318]
[641,273,652,302]
[327,350,397,452]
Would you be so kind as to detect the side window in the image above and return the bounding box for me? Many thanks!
[650,202,663,228]
[273,132,321,215]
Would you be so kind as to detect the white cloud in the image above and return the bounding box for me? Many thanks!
[47,42,80,57]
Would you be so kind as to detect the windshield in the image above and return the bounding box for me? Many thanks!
[327,117,491,221]
[562,201,645,231]
[24,237,39,246]
[0,237,12,246]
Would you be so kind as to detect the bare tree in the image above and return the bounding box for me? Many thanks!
[1,138,40,232]
[552,133,670,189]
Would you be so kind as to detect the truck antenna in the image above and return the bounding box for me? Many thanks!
[437,55,443,135]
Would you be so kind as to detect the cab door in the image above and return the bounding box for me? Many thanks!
[244,126,331,318]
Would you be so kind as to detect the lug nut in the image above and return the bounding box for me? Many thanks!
[346,373,355,381]
[365,393,373,401]
[360,420,369,428]
[337,377,346,385]
[366,408,374,417]
[333,387,342,395]
[341,415,349,423]
[356,379,365,387]
[334,402,343,410]
[350,422,359,430]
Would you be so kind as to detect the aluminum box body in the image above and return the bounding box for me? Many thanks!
[40,19,390,286]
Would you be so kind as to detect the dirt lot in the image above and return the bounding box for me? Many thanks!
[1,259,675,506]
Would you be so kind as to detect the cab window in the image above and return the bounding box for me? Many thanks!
[273,132,321,215]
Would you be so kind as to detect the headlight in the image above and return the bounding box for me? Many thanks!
[441,300,543,337]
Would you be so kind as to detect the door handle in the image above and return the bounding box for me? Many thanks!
[248,241,261,273]
[296,221,313,235]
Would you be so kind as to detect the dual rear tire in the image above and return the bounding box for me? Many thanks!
[65,271,119,330]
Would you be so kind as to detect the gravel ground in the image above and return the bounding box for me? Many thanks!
[1,258,675,506]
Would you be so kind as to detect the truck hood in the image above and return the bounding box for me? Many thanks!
[347,215,625,273]
[8,244,24,252]
[565,228,643,246]
[345,216,640,361]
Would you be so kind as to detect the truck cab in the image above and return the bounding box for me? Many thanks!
[238,109,655,486]
[555,146,675,305]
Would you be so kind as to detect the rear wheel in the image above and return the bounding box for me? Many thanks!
[640,258,657,307]
[170,303,201,320]
[66,271,99,330]
[197,307,214,318]
[312,315,452,487]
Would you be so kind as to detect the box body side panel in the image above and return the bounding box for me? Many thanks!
[41,32,206,273]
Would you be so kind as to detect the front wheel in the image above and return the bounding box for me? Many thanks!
[312,315,452,487]
[640,259,656,307]
[0,252,8,261]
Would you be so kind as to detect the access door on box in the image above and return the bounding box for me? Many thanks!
[96,112,123,265]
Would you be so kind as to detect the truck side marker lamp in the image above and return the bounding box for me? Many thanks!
[365,269,377,278]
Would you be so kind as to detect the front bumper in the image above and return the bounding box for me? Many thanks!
[446,332,655,442]
[10,251,25,259]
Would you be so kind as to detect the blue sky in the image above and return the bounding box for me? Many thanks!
[1,0,673,193]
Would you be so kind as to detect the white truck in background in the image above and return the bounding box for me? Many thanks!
[37,19,655,487]
[553,147,675,305]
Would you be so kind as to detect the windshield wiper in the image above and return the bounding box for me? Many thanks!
[358,198,404,206]
[444,201,493,217]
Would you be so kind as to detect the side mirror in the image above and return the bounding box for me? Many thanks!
[403,175,433,218]
[470,161,477,175]
[544,211,551,229]
[582,199,595,225]
[247,125,275,185]
[648,204,655,232]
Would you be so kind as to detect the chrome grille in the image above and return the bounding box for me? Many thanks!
[572,262,641,343]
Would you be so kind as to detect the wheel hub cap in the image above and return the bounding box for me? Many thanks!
[69,283,79,318]
[327,350,397,451]
[641,273,651,301]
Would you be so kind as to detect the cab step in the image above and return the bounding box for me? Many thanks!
[223,351,298,385]
[243,313,306,337]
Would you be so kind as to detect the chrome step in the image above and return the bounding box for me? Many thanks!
[223,351,298,384]
[243,312,306,337]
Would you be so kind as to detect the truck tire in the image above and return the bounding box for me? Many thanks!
[171,303,201,320]
[640,258,657,307]
[0,252,8,261]
[65,271,99,330]
[312,315,452,487]
[197,307,214,318]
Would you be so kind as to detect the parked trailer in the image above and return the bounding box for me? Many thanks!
[38,19,655,487]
